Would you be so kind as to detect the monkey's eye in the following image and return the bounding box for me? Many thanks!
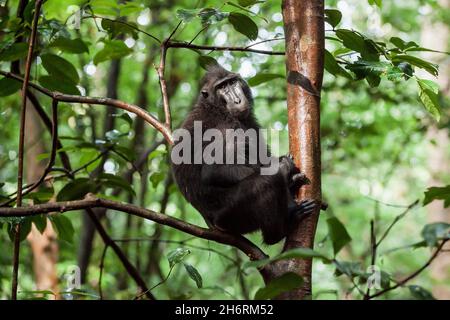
[217,83,226,90]
[201,91,209,98]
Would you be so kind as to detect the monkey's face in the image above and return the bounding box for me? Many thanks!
[201,73,251,118]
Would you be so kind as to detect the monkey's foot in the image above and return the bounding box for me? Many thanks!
[289,199,317,221]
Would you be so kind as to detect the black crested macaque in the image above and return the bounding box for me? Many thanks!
[171,65,316,244]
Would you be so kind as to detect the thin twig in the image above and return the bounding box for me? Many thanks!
[367,239,449,299]
[12,0,44,300]
[98,244,109,300]
[167,41,285,55]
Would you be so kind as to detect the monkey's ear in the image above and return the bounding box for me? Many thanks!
[201,91,209,98]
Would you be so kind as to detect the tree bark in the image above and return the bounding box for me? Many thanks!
[277,0,324,299]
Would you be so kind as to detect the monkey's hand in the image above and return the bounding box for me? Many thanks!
[288,199,317,221]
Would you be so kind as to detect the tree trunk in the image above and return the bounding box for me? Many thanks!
[420,0,450,299]
[276,0,324,299]
[25,100,59,297]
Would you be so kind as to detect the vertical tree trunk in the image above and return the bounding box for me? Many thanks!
[420,0,450,299]
[25,101,59,297]
[278,0,324,299]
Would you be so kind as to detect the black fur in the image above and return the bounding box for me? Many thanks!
[171,65,315,244]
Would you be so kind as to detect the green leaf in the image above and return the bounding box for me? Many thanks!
[244,247,331,269]
[417,78,441,121]
[421,222,450,247]
[198,8,229,25]
[408,285,435,300]
[39,75,80,95]
[324,50,352,79]
[0,43,28,61]
[32,215,47,234]
[149,171,165,189]
[392,54,438,76]
[335,29,379,60]
[0,77,22,96]
[326,216,352,255]
[199,55,218,70]
[334,261,365,278]
[247,73,283,86]
[24,186,54,204]
[183,263,203,288]
[368,0,382,8]
[228,12,258,41]
[89,0,119,16]
[254,272,303,300]
[41,54,80,84]
[238,0,258,6]
[176,9,198,22]
[49,38,89,54]
[390,37,418,51]
[7,218,32,242]
[324,9,342,28]
[98,173,135,195]
[167,248,190,268]
[424,185,450,207]
[49,214,74,243]
[101,19,138,39]
[56,178,96,201]
[93,40,133,65]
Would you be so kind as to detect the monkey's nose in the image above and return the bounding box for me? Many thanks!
[234,98,241,104]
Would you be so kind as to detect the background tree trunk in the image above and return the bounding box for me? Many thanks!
[25,100,59,297]
[276,0,324,299]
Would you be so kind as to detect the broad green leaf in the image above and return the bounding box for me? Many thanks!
[89,0,119,16]
[408,285,435,300]
[183,263,203,288]
[334,261,365,278]
[119,2,142,15]
[7,218,32,242]
[336,29,379,60]
[0,43,28,61]
[247,73,283,86]
[392,54,438,76]
[167,248,190,268]
[198,8,228,25]
[326,216,352,256]
[49,37,89,54]
[101,19,138,39]
[324,50,352,79]
[421,222,450,247]
[50,214,74,243]
[41,54,80,84]
[176,9,198,22]
[149,171,165,188]
[0,77,22,96]
[417,78,441,121]
[199,55,218,70]
[368,0,382,8]
[390,37,418,51]
[324,9,342,28]
[39,75,80,95]
[98,173,135,195]
[24,186,54,204]
[56,178,96,201]
[423,185,450,207]
[238,0,258,6]
[32,215,47,234]
[228,12,258,41]
[93,40,133,65]
[254,272,303,300]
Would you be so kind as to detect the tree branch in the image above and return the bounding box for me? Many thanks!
[0,71,174,145]
[167,41,285,55]
[0,194,269,264]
